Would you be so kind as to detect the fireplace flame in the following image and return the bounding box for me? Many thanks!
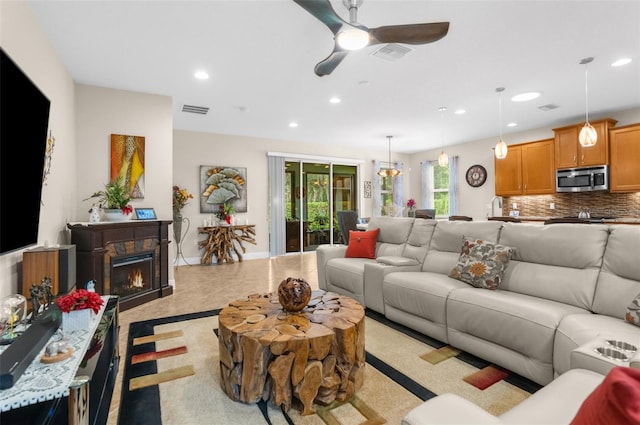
[129,269,144,288]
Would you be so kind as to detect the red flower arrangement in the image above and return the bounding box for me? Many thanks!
[407,198,416,208]
[56,289,104,314]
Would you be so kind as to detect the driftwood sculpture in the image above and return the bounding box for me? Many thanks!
[198,224,256,264]
[218,290,365,415]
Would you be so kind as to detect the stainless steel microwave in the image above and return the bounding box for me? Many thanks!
[556,165,609,192]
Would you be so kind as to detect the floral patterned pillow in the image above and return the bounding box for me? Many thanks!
[449,237,513,290]
[626,293,640,327]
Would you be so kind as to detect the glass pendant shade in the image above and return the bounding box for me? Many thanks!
[494,138,508,159]
[336,27,369,50]
[579,57,597,147]
[438,150,449,166]
[494,87,508,159]
[579,123,597,147]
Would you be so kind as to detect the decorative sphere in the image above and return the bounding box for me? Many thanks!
[278,277,311,312]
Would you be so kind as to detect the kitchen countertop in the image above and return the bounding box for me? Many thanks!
[491,216,640,225]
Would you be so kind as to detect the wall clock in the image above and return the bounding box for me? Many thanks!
[465,165,487,187]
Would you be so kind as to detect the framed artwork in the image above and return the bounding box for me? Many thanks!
[199,165,247,213]
[363,181,372,198]
[110,134,145,199]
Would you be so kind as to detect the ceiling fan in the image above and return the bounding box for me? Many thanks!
[293,0,450,76]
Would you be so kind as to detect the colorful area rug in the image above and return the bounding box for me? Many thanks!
[118,309,541,424]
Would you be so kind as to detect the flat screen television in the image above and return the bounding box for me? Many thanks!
[0,48,51,254]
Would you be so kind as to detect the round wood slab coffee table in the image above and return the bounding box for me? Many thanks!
[218,290,365,415]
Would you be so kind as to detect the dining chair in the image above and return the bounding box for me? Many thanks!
[488,216,522,223]
[337,210,359,244]
[543,217,591,225]
[449,215,473,221]
[414,209,436,219]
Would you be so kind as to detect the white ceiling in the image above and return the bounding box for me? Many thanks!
[27,0,640,154]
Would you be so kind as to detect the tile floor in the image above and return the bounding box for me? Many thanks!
[106,253,319,424]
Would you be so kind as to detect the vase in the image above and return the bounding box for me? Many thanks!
[62,309,93,332]
[408,209,415,218]
[173,212,183,244]
[103,208,132,222]
[89,206,101,223]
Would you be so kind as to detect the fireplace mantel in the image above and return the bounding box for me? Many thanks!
[68,220,173,311]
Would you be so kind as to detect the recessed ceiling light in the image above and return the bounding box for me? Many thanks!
[611,58,632,67]
[511,92,540,102]
[289,122,298,128]
[194,70,209,80]
[507,122,517,127]
[329,97,341,104]
[454,109,466,114]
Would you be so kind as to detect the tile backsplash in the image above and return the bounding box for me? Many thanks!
[502,192,640,218]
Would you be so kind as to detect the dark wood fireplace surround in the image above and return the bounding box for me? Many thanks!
[68,220,173,311]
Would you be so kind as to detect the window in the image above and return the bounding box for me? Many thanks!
[379,174,393,213]
[421,157,458,218]
[431,162,449,217]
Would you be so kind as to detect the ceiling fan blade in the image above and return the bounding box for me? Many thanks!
[369,22,450,45]
[293,0,348,34]
[314,47,349,77]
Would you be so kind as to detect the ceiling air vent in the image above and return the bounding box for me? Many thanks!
[538,104,559,111]
[182,104,209,115]
[371,43,414,62]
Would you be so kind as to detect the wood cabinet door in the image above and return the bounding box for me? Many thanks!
[494,145,522,196]
[554,126,579,169]
[579,120,614,166]
[610,124,640,192]
[522,139,555,194]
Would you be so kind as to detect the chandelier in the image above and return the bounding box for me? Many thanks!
[378,136,401,177]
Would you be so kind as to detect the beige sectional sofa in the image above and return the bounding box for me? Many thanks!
[316,218,640,389]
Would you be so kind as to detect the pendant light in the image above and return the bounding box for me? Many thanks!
[437,107,449,167]
[494,87,508,159]
[579,57,597,147]
[377,136,401,177]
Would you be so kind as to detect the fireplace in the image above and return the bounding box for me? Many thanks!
[111,252,154,298]
[68,220,172,311]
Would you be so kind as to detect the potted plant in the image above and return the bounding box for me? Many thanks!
[84,177,133,221]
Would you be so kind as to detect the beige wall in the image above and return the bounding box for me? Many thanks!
[0,1,76,299]
[1,0,639,299]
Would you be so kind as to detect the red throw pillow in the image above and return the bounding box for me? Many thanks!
[570,366,640,425]
[345,228,380,259]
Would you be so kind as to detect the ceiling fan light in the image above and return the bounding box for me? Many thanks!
[438,150,449,167]
[495,139,508,159]
[579,123,598,147]
[336,27,369,50]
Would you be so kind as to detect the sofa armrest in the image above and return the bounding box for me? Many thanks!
[376,256,420,267]
[316,244,348,290]
[363,260,422,314]
[631,350,640,369]
[402,393,503,425]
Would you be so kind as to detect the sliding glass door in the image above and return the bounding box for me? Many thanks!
[284,161,358,253]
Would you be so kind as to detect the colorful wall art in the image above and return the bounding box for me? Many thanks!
[199,165,247,213]
[110,134,145,199]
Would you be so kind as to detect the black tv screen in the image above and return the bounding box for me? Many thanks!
[0,48,51,254]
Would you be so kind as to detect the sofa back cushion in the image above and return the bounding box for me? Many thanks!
[366,217,415,257]
[591,225,640,319]
[403,219,437,263]
[422,221,503,274]
[498,223,609,309]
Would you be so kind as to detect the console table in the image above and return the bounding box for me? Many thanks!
[198,224,256,264]
[0,296,119,425]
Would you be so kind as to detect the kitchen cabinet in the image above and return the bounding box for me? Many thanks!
[609,123,640,192]
[553,118,617,169]
[495,139,555,196]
